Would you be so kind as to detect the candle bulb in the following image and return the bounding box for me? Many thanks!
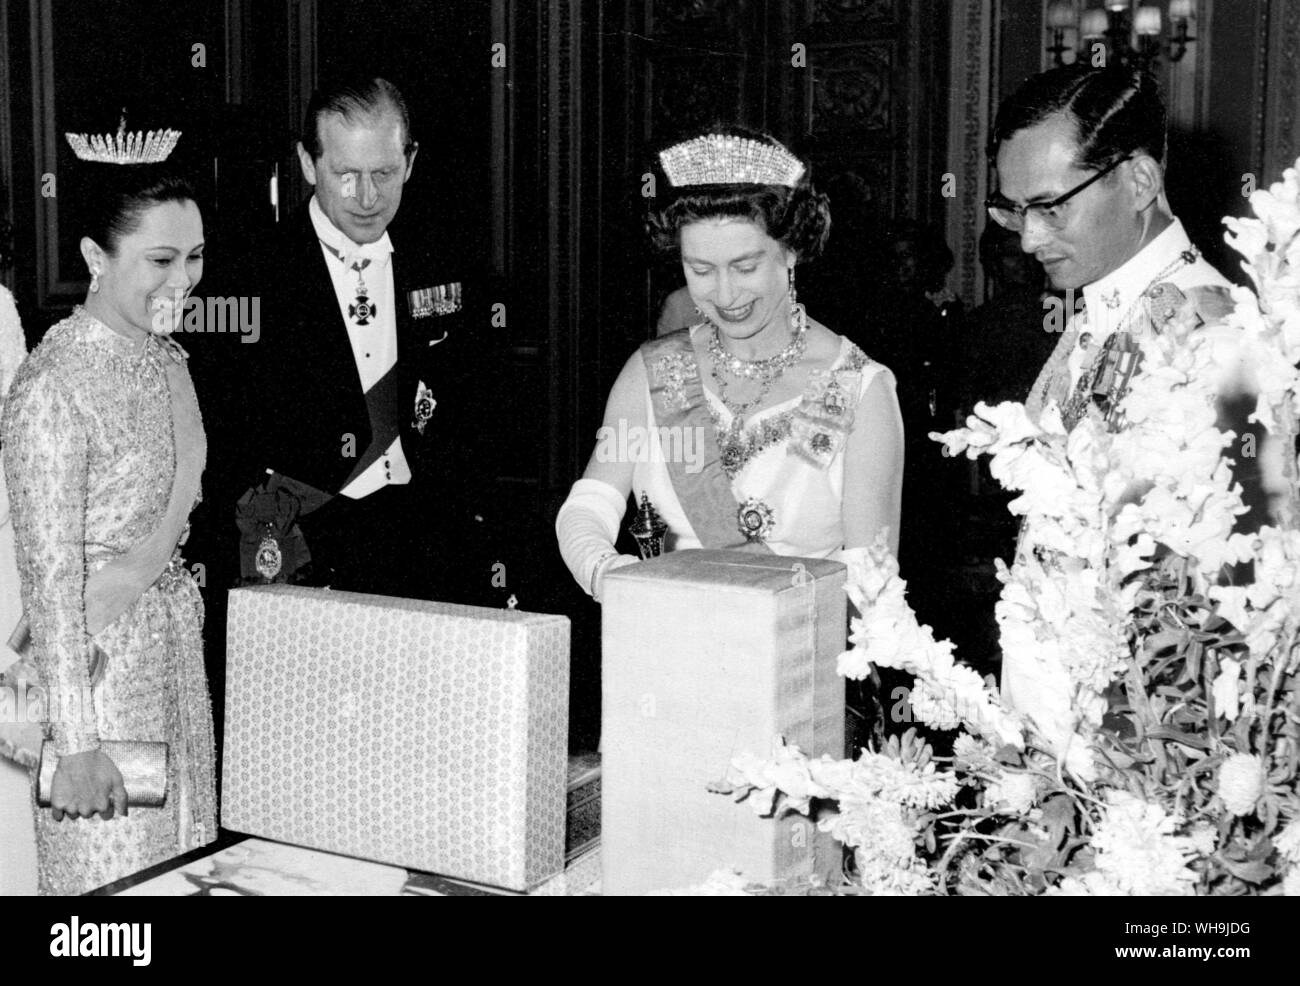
[1105,0,1128,11]
[1080,9,1109,35]
[1047,0,1077,30]
[1135,5,1161,35]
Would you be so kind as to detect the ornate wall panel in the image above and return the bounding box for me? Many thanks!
[650,0,750,36]
[810,44,892,133]
[544,0,583,488]
[811,0,895,28]
[641,0,758,145]
[798,0,949,233]
[1263,0,1300,183]
[648,56,749,138]
[947,0,992,305]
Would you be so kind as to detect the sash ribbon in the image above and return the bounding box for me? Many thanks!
[640,329,774,553]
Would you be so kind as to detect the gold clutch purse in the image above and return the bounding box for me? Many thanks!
[36,741,169,809]
[10,621,168,809]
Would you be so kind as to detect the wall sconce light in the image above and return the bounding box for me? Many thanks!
[1047,0,1195,69]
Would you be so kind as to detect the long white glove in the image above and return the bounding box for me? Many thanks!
[555,478,640,601]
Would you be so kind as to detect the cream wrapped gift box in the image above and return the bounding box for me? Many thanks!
[222,585,570,892]
[601,549,846,895]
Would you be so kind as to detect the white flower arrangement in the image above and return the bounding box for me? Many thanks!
[692,159,1300,897]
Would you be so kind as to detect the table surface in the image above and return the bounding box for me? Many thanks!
[89,829,599,896]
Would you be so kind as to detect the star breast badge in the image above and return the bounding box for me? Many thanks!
[413,380,437,435]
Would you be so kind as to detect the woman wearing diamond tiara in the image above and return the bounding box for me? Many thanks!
[1,121,216,894]
[557,127,904,599]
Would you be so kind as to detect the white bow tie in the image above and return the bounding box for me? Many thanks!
[327,239,389,271]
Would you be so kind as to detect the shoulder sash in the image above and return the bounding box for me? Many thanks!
[639,329,773,552]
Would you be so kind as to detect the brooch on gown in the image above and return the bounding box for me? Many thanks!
[714,411,792,479]
[650,350,693,413]
[737,496,775,543]
[789,367,861,467]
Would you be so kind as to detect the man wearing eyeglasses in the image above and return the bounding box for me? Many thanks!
[987,63,1234,430]
[984,63,1282,748]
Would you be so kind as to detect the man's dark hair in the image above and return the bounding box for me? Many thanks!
[300,76,415,160]
[989,64,1167,170]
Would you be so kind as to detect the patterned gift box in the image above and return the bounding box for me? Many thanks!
[221,585,570,892]
[601,550,845,895]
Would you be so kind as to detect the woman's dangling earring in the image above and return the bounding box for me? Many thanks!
[89,270,100,293]
[788,265,798,311]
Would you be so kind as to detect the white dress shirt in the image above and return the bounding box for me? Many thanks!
[308,196,412,498]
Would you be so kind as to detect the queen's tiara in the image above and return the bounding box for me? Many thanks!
[659,133,805,188]
[65,116,181,165]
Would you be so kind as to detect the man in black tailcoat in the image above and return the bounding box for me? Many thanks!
[199,76,502,606]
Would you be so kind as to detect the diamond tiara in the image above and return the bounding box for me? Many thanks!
[659,133,806,188]
[65,117,181,165]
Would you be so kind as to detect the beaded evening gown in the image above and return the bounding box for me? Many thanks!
[0,285,25,647]
[1,307,216,895]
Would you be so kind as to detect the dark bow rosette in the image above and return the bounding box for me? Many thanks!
[236,485,310,584]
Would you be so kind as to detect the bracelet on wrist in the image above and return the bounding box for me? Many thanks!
[590,550,620,598]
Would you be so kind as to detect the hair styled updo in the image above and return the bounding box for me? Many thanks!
[646,127,831,263]
[76,161,199,255]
